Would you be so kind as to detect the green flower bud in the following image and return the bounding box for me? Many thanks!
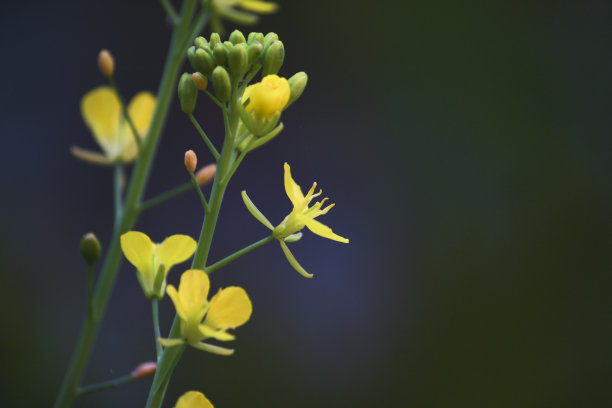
[212,66,231,102]
[229,43,248,78]
[263,40,284,76]
[187,46,198,69]
[229,29,246,44]
[80,233,102,266]
[248,32,265,45]
[247,42,263,64]
[287,72,308,107]
[262,32,278,51]
[194,48,215,76]
[194,36,208,49]
[178,72,198,114]
[209,33,221,49]
[223,41,234,52]
[213,43,228,66]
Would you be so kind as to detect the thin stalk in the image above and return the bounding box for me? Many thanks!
[188,113,220,159]
[87,265,94,320]
[53,1,200,407]
[203,89,224,108]
[139,182,192,212]
[109,77,141,151]
[76,373,137,396]
[152,300,163,360]
[206,235,274,274]
[160,0,179,25]
[189,172,210,212]
[113,164,124,220]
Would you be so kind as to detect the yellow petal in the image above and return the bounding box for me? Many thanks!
[118,92,156,162]
[166,284,187,321]
[157,235,197,271]
[199,324,236,341]
[304,218,349,243]
[205,287,252,329]
[178,269,210,319]
[81,87,121,159]
[284,162,305,208]
[158,337,185,348]
[70,146,114,166]
[192,341,235,356]
[239,0,278,14]
[176,391,214,408]
[120,231,156,283]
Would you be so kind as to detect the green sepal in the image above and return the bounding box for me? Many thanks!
[262,32,278,51]
[209,33,221,49]
[178,72,198,114]
[241,191,274,230]
[247,32,264,44]
[229,43,248,78]
[247,42,263,64]
[243,122,284,152]
[279,240,313,278]
[283,232,303,243]
[229,30,246,44]
[262,40,284,77]
[212,66,231,102]
[194,36,208,49]
[213,43,228,66]
[194,48,215,76]
[286,71,308,108]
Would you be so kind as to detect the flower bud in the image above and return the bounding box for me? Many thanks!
[196,163,217,186]
[229,43,248,77]
[262,40,284,76]
[230,29,246,45]
[194,36,208,49]
[212,66,231,102]
[184,150,197,173]
[247,42,263,64]
[248,32,264,44]
[287,72,308,107]
[209,33,221,49]
[80,233,102,266]
[194,48,215,77]
[98,49,115,77]
[262,32,278,51]
[178,72,198,114]
[192,72,208,91]
[131,362,157,380]
[213,43,228,66]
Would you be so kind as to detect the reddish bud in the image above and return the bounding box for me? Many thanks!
[184,150,198,173]
[195,163,216,186]
[131,362,157,380]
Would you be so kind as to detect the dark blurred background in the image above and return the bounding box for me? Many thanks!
[1,0,610,407]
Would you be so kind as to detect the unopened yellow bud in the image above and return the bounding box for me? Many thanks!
[192,72,208,91]
[184,150,198,173]
[80,233,102,266]
[196,163,216,186]
[98,49,115,77]
[131,362,157,380]
[242,74,290,120]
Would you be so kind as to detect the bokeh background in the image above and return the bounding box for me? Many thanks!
[1,0,611,407]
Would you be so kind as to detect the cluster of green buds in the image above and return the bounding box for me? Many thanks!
[179,30,308,154]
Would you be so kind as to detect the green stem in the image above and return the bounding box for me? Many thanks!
[152,300,163,360]
[113,164,124,221]
[190,172,210,212]
[206,235,274,274]
[144,78,243,408]
[53,2,200,407]
[203,89,224,108]
[188,113,220,159]
[160,0,179,25]
[139,182,192,212]
[87,265,94,320]
[109,77,142,151]
[76,373,137,396]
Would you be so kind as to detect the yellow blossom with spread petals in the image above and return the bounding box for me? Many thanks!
[158,269,252,356]
[212,0,278,29]
[120,231,196,299]
[242,75,290,121]
[175,391,214,408]
[73,86,155,164]
[241,163,349,278]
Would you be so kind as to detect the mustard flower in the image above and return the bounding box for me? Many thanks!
[242,74,290,121]
[120,231,196,299]
[72,86,155,165]
[158,269,252,356]
[175,391,214,408]
[242,163,349,278]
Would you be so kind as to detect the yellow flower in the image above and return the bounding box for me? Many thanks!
[158,269,252,356]
[73,86,155,164]
[242,75,290,121]
[120,231,196,299]
[175,391,214,408]
[241,163,349,278]
[212,0,278,29]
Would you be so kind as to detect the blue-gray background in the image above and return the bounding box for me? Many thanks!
[1,0,610,407]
